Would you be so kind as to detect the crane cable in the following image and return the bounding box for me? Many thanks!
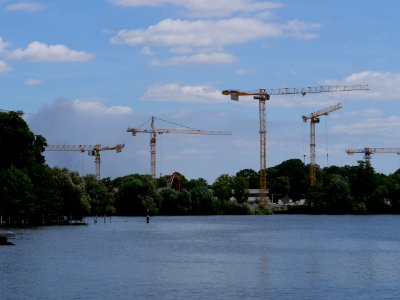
[155,116,201,131]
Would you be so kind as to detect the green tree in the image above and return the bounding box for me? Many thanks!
[236,169,259,188]
[191,186,216,215]
[232,176,249,203]
[0,112,48,224]
[0,166,34,221]
[84,174,116,215]
[268,159,307,200]
[159,187,178,215]
[52,168,90,219]
[212,174,232,201]
[349,160,378,211]
[323,174,353,213]
[115,174,153,215]
[0,112,46,171]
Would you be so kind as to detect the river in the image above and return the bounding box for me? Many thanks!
[1,215,400,299]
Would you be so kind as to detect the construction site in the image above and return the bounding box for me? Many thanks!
[3,83,377,211]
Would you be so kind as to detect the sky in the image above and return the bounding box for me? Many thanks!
[1,0,400,184]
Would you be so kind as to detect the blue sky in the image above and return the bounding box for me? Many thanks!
[1,0,400,183]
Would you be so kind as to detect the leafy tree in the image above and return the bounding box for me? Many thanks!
[186,178,208,191]
[52,168,90,219]
[0,166,34,221]
[268,159,307,200]
[349,160,378,211]
[84,174,116,215]
[115,174,153,215]
[236,169,259,188]
[212,174,232,201]
[190,186,216,215]
[323,174,353,213]
[176,189,192,214]
[0,112,46,171]
[232,176,249,203]
[159,187,178,215]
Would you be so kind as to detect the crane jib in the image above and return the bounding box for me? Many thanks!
[266,85,369,96]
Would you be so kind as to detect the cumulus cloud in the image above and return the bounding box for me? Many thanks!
[0,60,11,72]
[0,37,9,53]
[109,0,282,17]
[7,41,94,62]
[323,71,400,101]
[24,78,42,85]
[332,115,400,137]
[142,83,227,103]
[111,18,316,49]
[5,2,45,12]
[111,17,319,65]
[150,52,237,66]
[70,99,132,115]
[140,46,155,55]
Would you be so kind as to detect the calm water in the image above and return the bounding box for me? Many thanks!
[1,215,400,300]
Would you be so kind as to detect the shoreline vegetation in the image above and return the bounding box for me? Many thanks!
[2,112,400,228]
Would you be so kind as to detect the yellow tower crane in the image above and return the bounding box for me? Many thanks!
[222,85,368,207]
[127,116,231,188]
[346,147,400,161]
[45,144,125,180]
[302,103,342,187]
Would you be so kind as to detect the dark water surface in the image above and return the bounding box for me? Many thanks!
[1,215,400,299]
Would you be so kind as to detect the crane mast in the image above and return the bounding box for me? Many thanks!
[45,144,125,180]
[127,116,231,188]
[222,84,368,207]
[302,103,342,187]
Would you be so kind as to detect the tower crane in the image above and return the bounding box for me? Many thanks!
[346,147,400,161]
[45,144,125,180]
[127,116,231,188]
[302,103,342,187]
[222,84,368,207]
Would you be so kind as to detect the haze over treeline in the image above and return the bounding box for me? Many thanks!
[1,112,400,226]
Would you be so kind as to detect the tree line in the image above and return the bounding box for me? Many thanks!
[1,112,400,226]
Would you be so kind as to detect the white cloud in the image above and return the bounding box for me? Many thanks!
[24,78,42,85]
[235,68,254,75]
[140,46,155,55]
[142,83,227,103]
[111,18,317,49]
[282,20,320,40]
[0,60,11,72]
[111,17,319,65]
[109,0,282,17]
[151,52,237,66]
[324,71,400,101]
[71,99,133,116]
[7,41,94,62]
[332,115,400,137]
[6,2,45,12]
[0,37,9,53]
